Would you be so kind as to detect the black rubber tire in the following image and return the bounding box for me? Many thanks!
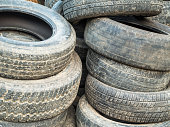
[0,0,76,80]
[85,17,170,71]
[0,109,67,127]
[64,106,76,127]
[0,52,82,123]
[152,1,170,26]
[76,95,170,127]
[73,88,85,107]
[63,0,163,22]
[85,75,170,123]
[86,49,170,92]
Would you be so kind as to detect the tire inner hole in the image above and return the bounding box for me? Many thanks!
[0,11,53,41]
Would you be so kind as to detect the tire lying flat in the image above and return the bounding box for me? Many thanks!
[85,75,170,123]
[0,52,82,123]
[85,17,170,71]
[0,109,67,127]
[64,106,76,127]
[86,49,170,92]
[63,0,163,22]
[0,0,76,80]
[76,95,170,127]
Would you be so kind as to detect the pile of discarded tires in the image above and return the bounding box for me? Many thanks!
[0,0,80,127]
[61,0,170,126]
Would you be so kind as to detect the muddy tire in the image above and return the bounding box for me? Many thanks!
[86,49,170,92]
[85,75,170,123]
[85,17,170,71]
[152,1,170,26]
[64,106,76,127]
[0,52,82,123]
[76,95,170,127]
[0,0,76,80]
[0,109,67,127]
[63,0,163,22]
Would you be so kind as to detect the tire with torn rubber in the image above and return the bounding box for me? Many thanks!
[0,0,76,80]
[85,75,170,123]
[64,106,76,127]
[86,49,170,92]
[63,0,163,22]
[152,1,170,26]
[0,109,67,127]
[85,17,170,71]
[76,95,170,127]
[0,52,82,123]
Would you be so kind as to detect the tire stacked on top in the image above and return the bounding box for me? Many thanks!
[152,0,170,26]
[62,0,170,126]
[0,0,81,126]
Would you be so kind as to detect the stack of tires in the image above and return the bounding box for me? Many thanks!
[152,0,170,26]
[0,0,81,127]
[62,0,170,126]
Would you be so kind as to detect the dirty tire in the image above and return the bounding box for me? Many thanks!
[73,88,85,107]
[152,1,170,26]
[45,0,59,8]
[76,95,170,127]
[0,109,67,127]
[64,106,76,127]
[0,0,76,80]
[85,75,170,123]
[63,0,163,22]
[85,17,170,71]
[86,49,170,92]
[0,52,82,123]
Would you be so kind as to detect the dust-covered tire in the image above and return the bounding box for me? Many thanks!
[76,95,170,127]
[64,106,76,127]
[0,109,67,127]
[152,1,170,26]
[63,0,163,22]
[85,17,170,71]
[45,0,59,7]
[0,52,82,123]
[85,75,170,123]
[0,0,76,80]
[86,49,170,92]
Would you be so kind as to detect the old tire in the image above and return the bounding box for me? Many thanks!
[0,52,82,123]
[0,0,76,80]
[76,95,170,127]
[64,106,76,127]
[86,49,170,92]
[0,109,67,127]
[85,17,170,71]
[152,1,170,26]
[85,75,170,123]
[63,0,163,22]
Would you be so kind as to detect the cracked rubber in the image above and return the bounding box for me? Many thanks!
[0,52,82,123]
[0,0,76,80]
[76,95,170,127]
[0,109,67,127]
[63,0,163,22]
[86,49,170,92]
[85,17,170,71]
[85,75,170,123]
[152,1,170,26]
[64,106,76,127]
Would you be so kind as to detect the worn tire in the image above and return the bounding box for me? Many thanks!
[0,109,67,127]
[85,75,170,123]
[85,17,170,71]
[76,95,170,127]
[0,52,82,123]
[63,0,163,22]
[64,106,76,127]
[0,0,76,80]
[45,0,59,8]
[86,49,170,92]
[152,1,170,26]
